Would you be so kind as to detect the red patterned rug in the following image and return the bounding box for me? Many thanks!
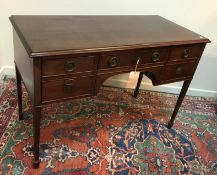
[0,78,217,175]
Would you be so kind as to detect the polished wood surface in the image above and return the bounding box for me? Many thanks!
[13,29,34,102]
[167,79,192,128]
[169,44,205,61]
[10,15,209,57]
[15,66,23,120]
[161,61,198,82]
[42,76,96,102]
[42,55,98,77]
[10,15,210,169]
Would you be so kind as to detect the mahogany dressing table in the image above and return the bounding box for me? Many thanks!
[10,15,210,168]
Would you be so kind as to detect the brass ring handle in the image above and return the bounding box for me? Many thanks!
[63,81,74,92]
[182,49,190,58]
[108,57,118,68]
[151,51,160,62]
[176,66,182,75]
[64,61,75,72]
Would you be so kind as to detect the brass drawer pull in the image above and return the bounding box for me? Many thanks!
[176,66,182,75]
[63,80,74,92]
[108,57,118,67]
[64,61,75,72]
[151,51,160,62]
[182,49,190,58]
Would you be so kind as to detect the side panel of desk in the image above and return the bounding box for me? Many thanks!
[13,29,34,103]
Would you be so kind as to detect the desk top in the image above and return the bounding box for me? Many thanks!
[10,15,210,57]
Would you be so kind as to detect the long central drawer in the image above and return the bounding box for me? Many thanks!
[98,47,169,71]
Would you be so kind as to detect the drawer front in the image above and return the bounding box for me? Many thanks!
[161,61,198,82]
[136,48,169,65]
[42,56,98,77]
[170,44,205,61]
[99,52,136,70]
[42,76,95,102]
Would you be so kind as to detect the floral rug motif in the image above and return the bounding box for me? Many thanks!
[0,78,217,175]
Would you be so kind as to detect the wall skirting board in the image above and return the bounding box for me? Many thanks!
[0,65,217,98]
[0,66,15,79]
[104,77,217,98]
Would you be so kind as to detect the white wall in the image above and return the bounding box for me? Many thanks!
[0,0,217,97]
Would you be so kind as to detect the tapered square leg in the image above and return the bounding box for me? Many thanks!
[32,106,42,169]
[133,72,144,98]
[167,79,192,129]
[15,65,23,120]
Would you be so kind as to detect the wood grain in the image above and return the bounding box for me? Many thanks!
[42,76,95,102]
[42,55,98,77]
[10,15,210,57]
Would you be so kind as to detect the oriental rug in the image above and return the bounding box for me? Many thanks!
[0,77,217,175]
